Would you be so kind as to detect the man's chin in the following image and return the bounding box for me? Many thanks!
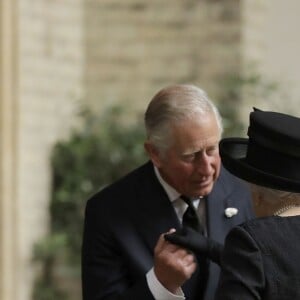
[192,183,214,197]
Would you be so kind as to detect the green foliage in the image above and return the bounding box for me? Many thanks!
[32,279,67,300]
[32,233,68,300]
[218,72,278,137]
[32,106,147,300]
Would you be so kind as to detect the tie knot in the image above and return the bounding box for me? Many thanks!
[181,195,194,207]
[181,195,204,233]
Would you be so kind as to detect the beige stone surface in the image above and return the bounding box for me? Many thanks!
[1,0,83,299]
[241,0,300,126]
[0,1,19,299]
[84,0,242,115]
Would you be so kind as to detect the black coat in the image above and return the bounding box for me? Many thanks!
[81,161,254,300]
[215,215,300,300]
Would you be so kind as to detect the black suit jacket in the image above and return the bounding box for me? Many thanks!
[81,161,254,300]
[215,215,300,300]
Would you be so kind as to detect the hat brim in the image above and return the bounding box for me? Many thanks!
[219,138,300,193]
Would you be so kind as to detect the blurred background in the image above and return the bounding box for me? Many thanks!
[1,0,300,299]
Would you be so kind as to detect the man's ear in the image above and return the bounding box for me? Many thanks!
[144,141,162,168]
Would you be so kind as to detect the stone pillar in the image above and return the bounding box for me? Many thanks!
[0,0,19,299]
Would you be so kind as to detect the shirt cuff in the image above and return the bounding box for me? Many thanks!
[146,268,185,300]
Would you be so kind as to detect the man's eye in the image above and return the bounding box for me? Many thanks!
[207,146,218,155]
[182,154,195,161]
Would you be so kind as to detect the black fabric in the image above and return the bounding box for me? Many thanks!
[215,215,300,300]
[219,109,300,193]
[165,227,223,265]
[181,196,204,234]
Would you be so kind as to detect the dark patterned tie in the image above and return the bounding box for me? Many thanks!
[181,195,204,234]
[181,195,208,299]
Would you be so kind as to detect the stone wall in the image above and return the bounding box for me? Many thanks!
[240,0,300,126]
[0,1,19,299]
[8,0,84,299]
[84,0,242,116]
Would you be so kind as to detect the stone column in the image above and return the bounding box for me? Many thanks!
[0,0,19,299]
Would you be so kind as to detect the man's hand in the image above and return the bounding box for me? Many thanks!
[164,227,223,265]
[153,229,197,294]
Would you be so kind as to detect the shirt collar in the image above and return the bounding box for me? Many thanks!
[154,166,180,203]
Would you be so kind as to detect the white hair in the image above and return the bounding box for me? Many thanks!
[144,84,223,153]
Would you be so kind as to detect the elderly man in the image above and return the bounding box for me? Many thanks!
[81,84,254,300]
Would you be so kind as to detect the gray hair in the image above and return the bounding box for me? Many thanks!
[144,84,223,152]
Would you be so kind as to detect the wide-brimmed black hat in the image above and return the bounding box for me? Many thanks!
[220,108,300,193]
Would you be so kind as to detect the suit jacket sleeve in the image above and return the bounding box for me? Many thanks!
[214,226,265,300]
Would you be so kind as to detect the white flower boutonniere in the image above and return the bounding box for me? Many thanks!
[225,207,238,218]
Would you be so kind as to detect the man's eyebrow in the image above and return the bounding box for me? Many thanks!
[182,148,203,156]
[181,143,219,156]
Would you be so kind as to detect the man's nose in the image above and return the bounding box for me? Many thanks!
[195,153,212,175]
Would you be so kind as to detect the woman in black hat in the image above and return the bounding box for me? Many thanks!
[166,108,300,299]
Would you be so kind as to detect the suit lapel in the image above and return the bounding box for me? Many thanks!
[133,162,181,253]
[206,167,231,243]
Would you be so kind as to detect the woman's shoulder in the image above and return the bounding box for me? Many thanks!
[241,215,300,231]
[230,216,300,252]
